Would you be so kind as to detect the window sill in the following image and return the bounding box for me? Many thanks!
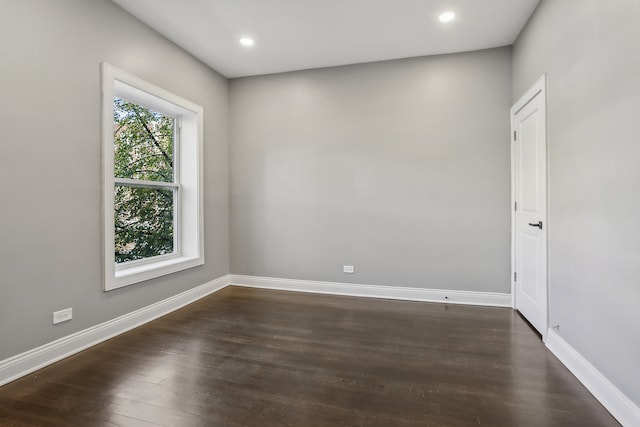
[105,254,204,291]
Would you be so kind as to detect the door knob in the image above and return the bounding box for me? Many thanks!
[528,221,543,229]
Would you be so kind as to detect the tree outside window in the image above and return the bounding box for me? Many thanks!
[113,98,176,263]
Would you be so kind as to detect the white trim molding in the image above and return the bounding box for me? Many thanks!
[3,273,634,427]
[230,275,512,307]
[0,275,230,387]
[102,63,205,291]
[546,329,640,427]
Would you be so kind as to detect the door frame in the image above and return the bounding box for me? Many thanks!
[510,74,549,340]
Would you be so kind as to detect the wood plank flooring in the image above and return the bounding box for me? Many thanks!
[0,286,619,426]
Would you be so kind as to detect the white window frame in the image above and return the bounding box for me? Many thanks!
[102,63,204,291]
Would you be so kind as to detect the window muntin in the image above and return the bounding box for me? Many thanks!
[102,63,204,291]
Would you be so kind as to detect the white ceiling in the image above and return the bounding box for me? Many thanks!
[112,0,539,78]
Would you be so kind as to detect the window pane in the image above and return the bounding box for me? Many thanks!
[113,97,174,182]
[115,186,174,263]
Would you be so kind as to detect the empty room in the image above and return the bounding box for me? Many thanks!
[0,0,638,425]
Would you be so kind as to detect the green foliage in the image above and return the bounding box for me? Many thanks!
[113,98,175,263]
[113,97,174,181]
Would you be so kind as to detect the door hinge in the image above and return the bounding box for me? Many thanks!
[513,131,517,141]
[514,272,517,282]
[514,201,518,211]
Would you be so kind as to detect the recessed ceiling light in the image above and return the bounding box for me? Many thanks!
[438,11,456,23]
[239,37,254,47]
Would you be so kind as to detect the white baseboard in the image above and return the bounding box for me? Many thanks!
[0,275,231,387]
[230,275,511,307]
[2,273,634,427]
[546,329,640,427]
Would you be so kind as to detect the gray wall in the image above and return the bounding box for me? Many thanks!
[230,48,512,293]
[2,0,636,410]
[513,0,640,405]
[0,0,229,360]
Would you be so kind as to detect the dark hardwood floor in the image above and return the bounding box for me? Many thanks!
[0,286,619,426]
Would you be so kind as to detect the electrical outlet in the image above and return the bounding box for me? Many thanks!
[53,308,72,324]
[343,265,355,274]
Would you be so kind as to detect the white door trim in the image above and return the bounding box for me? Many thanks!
[510,74,549,340]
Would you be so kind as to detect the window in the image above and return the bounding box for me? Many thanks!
[102,64,203,290]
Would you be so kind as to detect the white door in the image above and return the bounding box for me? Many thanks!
[511,76,547,338]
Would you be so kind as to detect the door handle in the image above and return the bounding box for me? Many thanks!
[528,221,543,229]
